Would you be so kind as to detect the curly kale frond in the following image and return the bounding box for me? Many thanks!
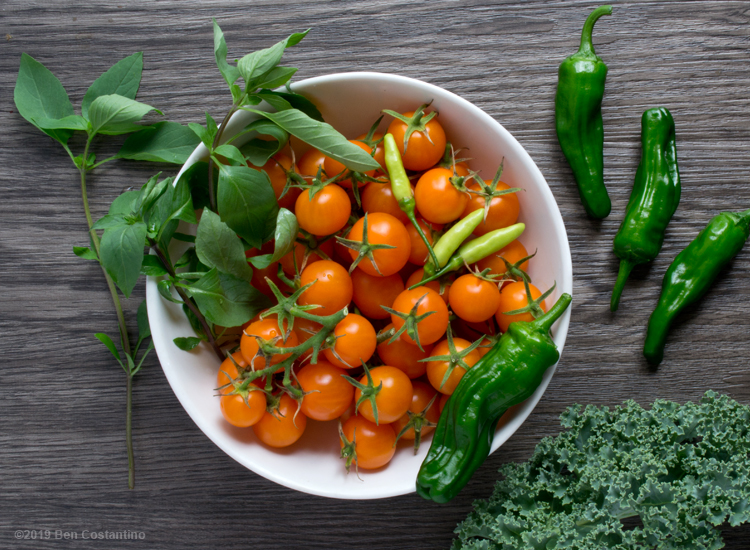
[453,391,750,550]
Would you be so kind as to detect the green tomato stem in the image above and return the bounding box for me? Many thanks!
[126,372,134,489]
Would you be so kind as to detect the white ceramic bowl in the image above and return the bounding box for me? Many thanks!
[146,72,573,499]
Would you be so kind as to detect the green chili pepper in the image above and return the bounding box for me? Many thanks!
[383,133,440,267]
[644,209,750,367]
[611,107,681,311]
[424,209,483,277]
[416,292,572,503]
[555,5,612,219]
[410,223,525,289]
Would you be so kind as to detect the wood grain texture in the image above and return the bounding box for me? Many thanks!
[2,0,750,548]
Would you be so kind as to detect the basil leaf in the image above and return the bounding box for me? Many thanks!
[268,90,324,122]
[167,175,197,225]
[252,92,292,112]
[188,122,213,149]
[206,112,219,138]
[82,52,143,119]
[182,303,208,339]
[176,161,212,211]
[95,332,125,370]
[173,337,203,351]
[240,139,281,168]
[31,114,89,131]
[158,279,182,304]
[253,66,297,90]
[99,221,148,298]
[186,268,270,327]
[109,190,140,216]
[212,18,240,87]
[216,165,278,249]
[248,208,298,269]
[140,255,169,277]
[195,209,252,281]
[136,299,151,340]
[145,183,179,250]
[14,53,75,145]
[247,108,379,172]
[88,94,162,136]
[140,176,171,215]
[116,121,200,164]
[92,213,128,230]
[73,246,98,261]
[214,143,246,166]
[238,30,309,90]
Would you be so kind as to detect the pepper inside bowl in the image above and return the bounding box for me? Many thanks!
[146,72,573,500]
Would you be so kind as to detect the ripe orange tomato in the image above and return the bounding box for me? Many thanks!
[297,361,354,421]
[279,235,334,275]
[405,268,451,304]
[253,394,307,448]
[376,324,432,379]
[351,268,404,320]
[259,153,300,210]
[405,218,435,265]
[361,180,410,223]
[220,389,266,428]
[240,318,299,371]
[355,366,413,424]
[390,287,450,347]
[391,381,440,440]
[346,213,411,277]
[323,313,377,369]
[462,180,520,236]
[414,167,469,224]
[324,141,376,188]
[426,336,482,395]
[298,260,353,315]
[476,239,530,278]
[387,110,446,172]
[355,132,386,171]
[495,281,546,333]
[449,274,501,323]
[340,416,396,470]
[295,184,351,236]
[216,351,248,394]
[439,392,450,413]
[296,148,326,180]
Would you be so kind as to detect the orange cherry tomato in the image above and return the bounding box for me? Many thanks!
[323,313,377,369]
[462,180,520,236]
[361,180,410,224]
[292,316,322,360]
[390,287,450,347]
[338,400,357,425]
[355,132,386,171]
[449,274,501,323]
[426,336,482,395]
[405,268,451,305]
[297,361,354,421]
[259,153,300,210]
[253,394,307,448]
[216,351,248,394]
[439,392,450,413]
[296,148,327,180]
[340,416,396,470]
[351,268,404,320]
[295,184,351,236]
[405,218,435,265]
[240,318,299,371]
[376,323,432,379]
[346,213,411,277]
[414,167,469,224]
[279,235,334,275]
[392,381,440,440]
[476,239,530,278]
[387,110,446,172]
[495,281,546,333]
[355,366,413,424]
[299,260,353,315]
[220,389,267,428]
[324,140,376,188]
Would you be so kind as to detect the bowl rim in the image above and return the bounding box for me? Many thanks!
[147,70,573,499]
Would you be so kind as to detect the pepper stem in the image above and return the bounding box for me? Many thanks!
[610,259,634,312]
[579,5,612,55]
[729,208,750,230]
[532,293,572,333]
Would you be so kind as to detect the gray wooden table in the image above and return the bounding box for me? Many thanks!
[2,1,750,548]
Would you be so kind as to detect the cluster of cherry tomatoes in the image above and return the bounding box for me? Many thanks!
[216,105,548,472]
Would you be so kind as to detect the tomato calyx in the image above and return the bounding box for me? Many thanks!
[356,115,385,151]
[382,292,436,351]
[466,161,523,222]
[394,393,439,455]
[335,213,397,276]
[382,102,437,154]
[322,332,354,368]
[420,325,484,390]
[502,279,557,319]
[338,421,363,479]
[436,142,471,171]
[495,249,537,285]
[342,362,384,425]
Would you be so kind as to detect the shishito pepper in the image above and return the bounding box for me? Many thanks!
[611,107,681,311]
[555,5,612,219]
[416,292,572,503]
[644,209,750,366]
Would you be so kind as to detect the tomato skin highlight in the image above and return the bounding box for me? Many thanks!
[351,268,404,320]
[387,110,447,172]
[414,167,469,224]
[296,148,327,180]
[392,381,440,440]
[462,180,520,236]
[297,361,354,421]
[426,336,482,395]
[449,274,501,323]
[253,394,307,448]
[355,366,413,424]
[298,260,353,316]
[340,416,396,470]
[376,324,433,379]
[390,287,450,347]
[295,184,352,237]
[323,313,377,369]
[495,281,546,333]
[347,212,411,277]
